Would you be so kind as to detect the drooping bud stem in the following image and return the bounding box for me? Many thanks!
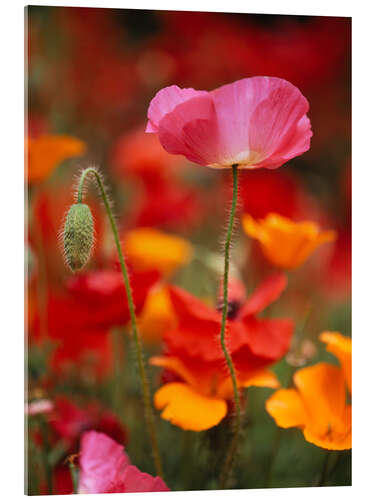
[64,167,163,479]
[219,164,242,489]
[63,203,94,272]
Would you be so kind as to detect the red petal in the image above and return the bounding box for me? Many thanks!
[234,317,294,363]
[238,273,287,318]
[164,286,223,361]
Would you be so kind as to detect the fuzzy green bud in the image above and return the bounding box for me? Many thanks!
[63,203,94,272]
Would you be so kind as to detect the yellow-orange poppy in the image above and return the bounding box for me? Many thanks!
[320,331,351,393]
[266,362,351,450]
[137,285,177,343]
[151,355,279,431]
[242,212,336,270]
[27,135,86,183]
[123,227,192,276]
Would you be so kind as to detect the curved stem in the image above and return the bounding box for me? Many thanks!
[77,167,163,478]
[219,165,241,488]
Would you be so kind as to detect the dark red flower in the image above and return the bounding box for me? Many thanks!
[49,396,127,447]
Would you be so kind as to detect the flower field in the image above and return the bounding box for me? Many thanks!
[26,7,351,495]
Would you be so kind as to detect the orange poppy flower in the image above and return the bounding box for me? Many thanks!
[27,135,86,183]
[320,331,351,393]
[266,362,351,450]
[242,212,336,269]
[151,355,279,431]
[122,227,192,277]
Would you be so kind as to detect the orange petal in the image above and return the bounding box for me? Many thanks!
[123,228,192,276]
[293,363,347,435]
[27,135,86,183]
[154,383,227,431]
[150,356,197,388]
[303,406,351,450]
[292,229,336,269]
[243,212,336,270]
[320,331,351,393]
[242,369,280,389]
[265,388,307,428]
[242,213,267,242]
[216,369,280,400]
[137,286,177,343]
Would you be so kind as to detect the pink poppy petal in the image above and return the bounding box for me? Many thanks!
[254,115,312,170]
[210,77,270,167]
[247,78,310,167]
[78,431,130,494]
[158,94,221,166]
[209,77,310,168]
[146,85,207,133]
[123,465,170,493]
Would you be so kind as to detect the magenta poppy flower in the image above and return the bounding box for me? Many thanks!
[146,77,312,169]
[78,431,169,494]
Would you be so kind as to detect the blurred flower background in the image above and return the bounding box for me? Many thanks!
[26,6,351,495]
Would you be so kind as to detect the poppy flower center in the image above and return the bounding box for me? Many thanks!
[216,300,241,320]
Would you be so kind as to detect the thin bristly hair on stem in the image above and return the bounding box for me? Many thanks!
[217,164,243,489]
[63,166,163,479]
[218,171,242,268]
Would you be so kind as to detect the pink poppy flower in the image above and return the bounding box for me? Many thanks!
[146,77,312,170]
[78,431,169,494]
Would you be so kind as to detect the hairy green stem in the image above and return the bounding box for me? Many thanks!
[219,165,241,488]
[76,167,163,478]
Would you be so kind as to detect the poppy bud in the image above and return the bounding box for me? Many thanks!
[63,203,94,272]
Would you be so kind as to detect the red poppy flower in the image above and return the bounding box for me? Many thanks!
[49,396,127,448]
[134,177,202,230]
[65,268,159,330]
[152,274,294,430]
[110,128,181,183]
[46,268,159,375]
[237,169,302,219]
[165,273,292,367]
[110,129,202,230]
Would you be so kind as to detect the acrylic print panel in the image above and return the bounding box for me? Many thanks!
[25,5,351,495]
